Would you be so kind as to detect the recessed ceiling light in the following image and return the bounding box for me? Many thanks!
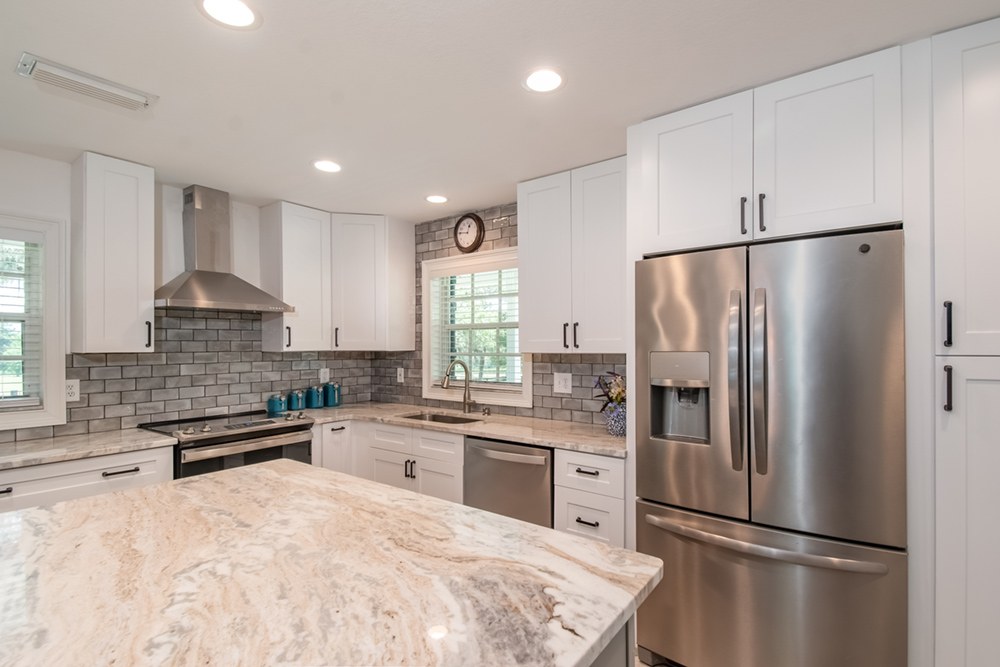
[314,160,341,173]
[523,68,564,93]
[198,0,262,30]
[426,195,448,203]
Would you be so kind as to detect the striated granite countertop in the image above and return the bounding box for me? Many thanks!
[0,428,177,471]
[0,459,662,667]
[297,402,628,458]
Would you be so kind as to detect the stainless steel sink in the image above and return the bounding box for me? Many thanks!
[402,413,481,425]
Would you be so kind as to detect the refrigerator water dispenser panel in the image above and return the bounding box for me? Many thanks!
[649,351,710,444]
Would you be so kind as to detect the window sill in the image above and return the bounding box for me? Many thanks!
[423,384,533,409]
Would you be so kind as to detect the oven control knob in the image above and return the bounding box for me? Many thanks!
[285,414,295,421]
[297,412,305,420]
[182,427,195,435]
[200,425,212,433]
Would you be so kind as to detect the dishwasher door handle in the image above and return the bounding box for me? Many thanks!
[470,445,547,466]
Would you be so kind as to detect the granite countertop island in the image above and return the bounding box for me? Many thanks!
[0,459,661,666]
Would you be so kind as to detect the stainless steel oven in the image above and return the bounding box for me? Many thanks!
[142,410,314,479]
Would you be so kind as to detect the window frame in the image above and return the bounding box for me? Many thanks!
[421,247,532,408]
[0,212,65,429]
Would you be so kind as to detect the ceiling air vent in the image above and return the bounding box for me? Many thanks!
[15,53,158,110]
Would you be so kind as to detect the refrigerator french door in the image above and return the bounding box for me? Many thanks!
[635,229,907,667]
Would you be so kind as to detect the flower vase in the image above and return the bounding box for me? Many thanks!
[605,403,626,437]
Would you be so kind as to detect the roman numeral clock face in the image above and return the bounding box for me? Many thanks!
[454,213,485,253]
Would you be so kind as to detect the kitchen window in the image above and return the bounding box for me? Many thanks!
[0,214,64,429]
[422,247,532,408]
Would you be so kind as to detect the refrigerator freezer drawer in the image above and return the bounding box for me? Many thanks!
[635,500,907,667]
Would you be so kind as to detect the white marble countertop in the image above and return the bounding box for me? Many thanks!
[298,403,628,458]
[0,428,177,471]
[0,459,662,667]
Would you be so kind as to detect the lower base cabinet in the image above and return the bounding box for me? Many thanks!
[552,449,626,548]
[312,421,353,474]
[0,447,173,513]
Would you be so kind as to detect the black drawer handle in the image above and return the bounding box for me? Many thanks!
[145,321,152,348]
[562,322,569,349]
[944,365,953,412]
[575,517,600,528]
[575,467,600,477]
[102,467,140,478]
[0,487,12,495]
[335,327,339,347]
[758,193,766,232]
[286,326,292,348]
[944,301,953,348]
[740,196,748,235]
[330,426,346,432]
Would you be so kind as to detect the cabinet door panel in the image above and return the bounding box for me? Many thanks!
[518,171,573,353]
[412,457,462,504]
[754,47,902,238]
[936,357,1000,667]
[636,91,753,254]
[366,447,411,491]
[571,158,626,353]
[332,214,385,350]
[72,152,154,353]
[933,18,1000,355]
[281,204,332,351]
[320,421,352,475]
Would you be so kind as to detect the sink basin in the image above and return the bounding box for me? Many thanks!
[402,413,481,425]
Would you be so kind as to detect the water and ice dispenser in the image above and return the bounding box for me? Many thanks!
[648,352,710,444]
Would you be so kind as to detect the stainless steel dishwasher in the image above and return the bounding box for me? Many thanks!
[464,437,552,528]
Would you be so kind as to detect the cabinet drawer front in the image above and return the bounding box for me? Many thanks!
[0,447,172,513]
[553,449,625,498]
[363,422,411,455]
[412,429,464,465]
[554,486,625,547]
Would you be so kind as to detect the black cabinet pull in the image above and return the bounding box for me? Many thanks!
[944,365,953,412]
[330,426,345,432]
[562,323,569,349]
[102,466,140,478]
[410,460,416,479]
[758,193,766,232]
[575,517,600,528]
[404,460,412,478]
[573,322,580,349]
[944,301,953,348]
[335,327,339,347]
[575,467,600,477]
[286,326,292,348]
[740,196,748,235]
[0,487,12,495]
[145,321,152,348]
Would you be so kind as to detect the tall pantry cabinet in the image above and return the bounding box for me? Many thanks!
[931,16,1000,667]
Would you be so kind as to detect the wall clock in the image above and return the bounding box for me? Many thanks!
[454,213,485,253]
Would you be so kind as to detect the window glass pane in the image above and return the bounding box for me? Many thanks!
[449,329,469,354]
[473,271,499,296]
[0,238,41,408]
[449,274,472,299]
[501,270,518,294]
[498,328,519,354]
[471,329,497,354]
[501,296,518,323]
[450,300,472,325]
[473,298,500,324]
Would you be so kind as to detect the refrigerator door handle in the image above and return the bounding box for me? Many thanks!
[727,290,744,471]
[752,287,768,474]
[644,515,889,575]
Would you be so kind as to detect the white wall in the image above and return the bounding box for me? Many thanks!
[155,184,185,289]
[231,200,261,287]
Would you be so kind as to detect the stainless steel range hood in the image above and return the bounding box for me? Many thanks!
[154,185,294,313]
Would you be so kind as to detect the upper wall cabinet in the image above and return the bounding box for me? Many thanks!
[519,157,626,354]
[330,214,415,351]
[933,17,1000,356]
[259,202,332,352]
[71,152,155,353]
[630,47,902,255]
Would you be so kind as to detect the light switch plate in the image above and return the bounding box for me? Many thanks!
[319,368,331,383]
[554,373,572,394]
[397,368,405,383]
[65,379,80,402]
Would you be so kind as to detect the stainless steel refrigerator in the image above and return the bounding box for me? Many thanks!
[634,229,907,667]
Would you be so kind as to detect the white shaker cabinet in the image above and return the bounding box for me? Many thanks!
[935,357,1000,667]
[753,46,902,239]
[70,152,155,353]
[259,202,332,352]
[330,214,414,352]
[631,91,754,254]
[312,421,352,474]
[628,47,902,255]
[354,422,463,503]
[520,157,626,354]
[933,17,1000,356]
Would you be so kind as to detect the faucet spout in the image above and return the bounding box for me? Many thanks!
[443,360,477,414]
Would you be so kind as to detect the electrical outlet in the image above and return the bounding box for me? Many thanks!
[319,367,331,383]
[65,379,80,402]
[397,367,405,383]
[554,373,572,394]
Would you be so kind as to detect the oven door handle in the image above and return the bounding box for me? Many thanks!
[181,431,312,463]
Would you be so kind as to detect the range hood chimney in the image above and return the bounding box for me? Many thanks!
[154,185,294,313]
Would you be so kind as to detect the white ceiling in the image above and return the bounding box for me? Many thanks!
[1,1,997,223]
